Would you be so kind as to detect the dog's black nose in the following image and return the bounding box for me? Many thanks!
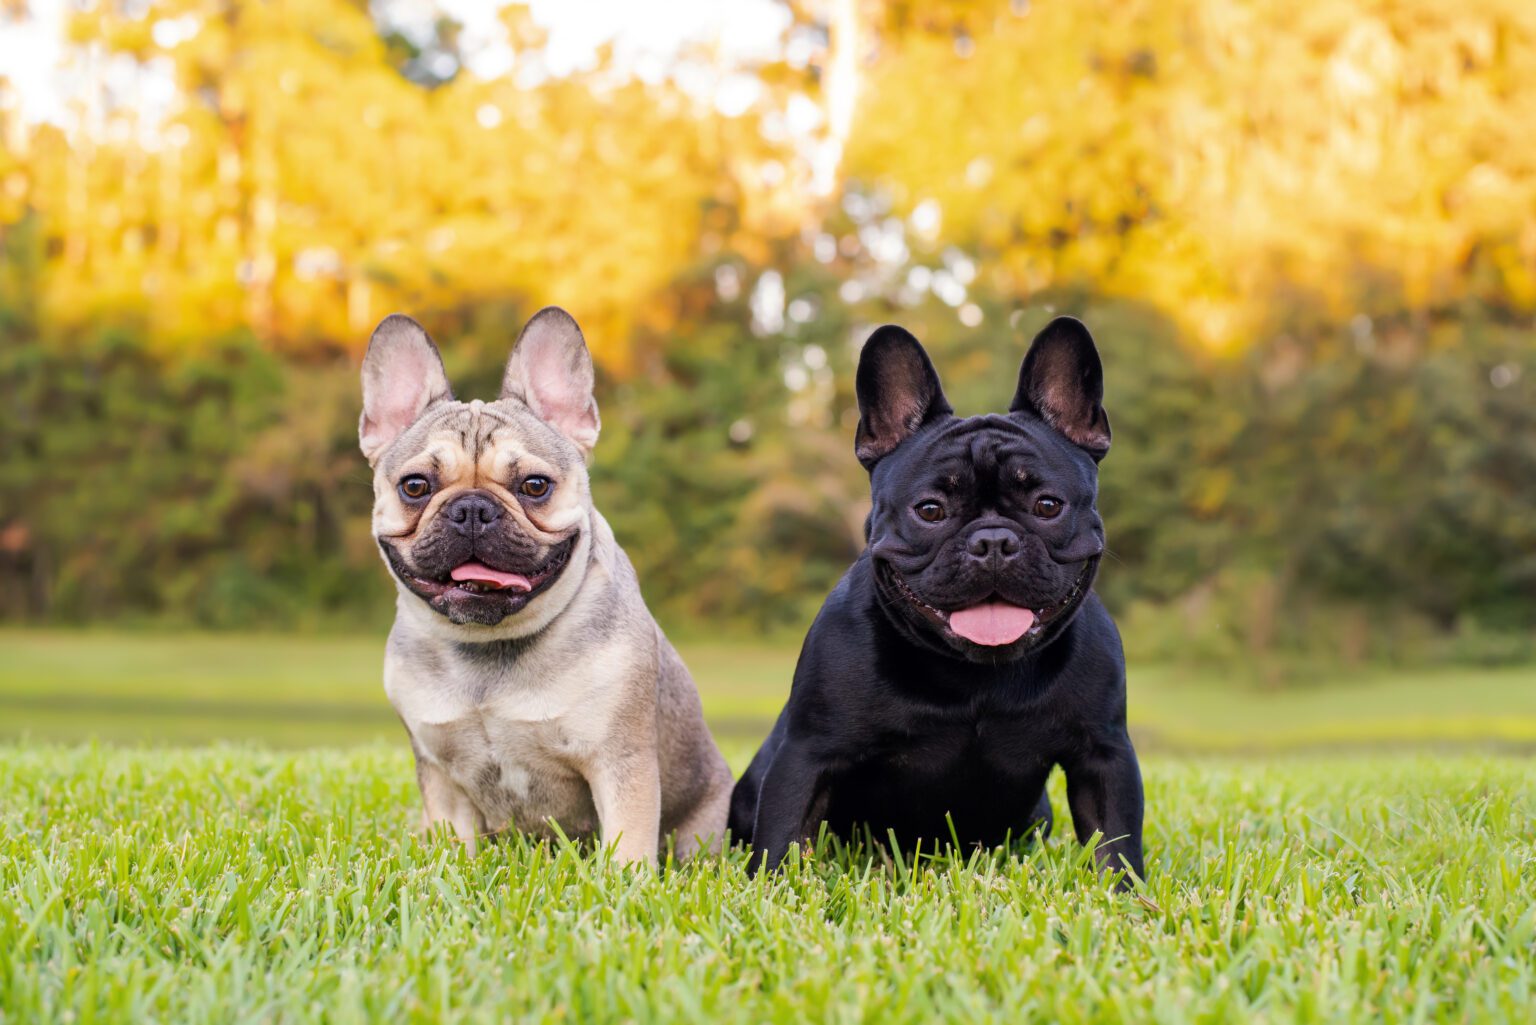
[444,492,503,533]
[966,526,1021,561]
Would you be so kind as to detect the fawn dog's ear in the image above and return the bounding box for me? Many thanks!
[501,307,601,455]
[359,314,453,464]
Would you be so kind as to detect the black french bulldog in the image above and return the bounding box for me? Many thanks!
[730,317,1144,883]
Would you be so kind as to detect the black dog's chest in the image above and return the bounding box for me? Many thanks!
[878,705,1047,766]
[824,714,1055,848]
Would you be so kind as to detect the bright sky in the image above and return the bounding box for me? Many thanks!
[0,0,791,124]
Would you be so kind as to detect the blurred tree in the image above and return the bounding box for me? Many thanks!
[25,0,790,365]
[846,0,1536,347]
[0,0,1532,665]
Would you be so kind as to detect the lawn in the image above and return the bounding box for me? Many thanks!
[1,744,1532,1022]
[4,629,1536,752]
[2,631,1534,1021]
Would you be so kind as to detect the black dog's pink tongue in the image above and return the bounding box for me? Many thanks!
[948,602,1036,646]
[450,561,533,593]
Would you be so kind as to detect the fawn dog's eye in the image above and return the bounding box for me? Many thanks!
[520,476,553,499]
[399,475,431,501]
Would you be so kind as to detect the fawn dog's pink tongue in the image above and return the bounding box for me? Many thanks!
[948,602,1036,645]
[450,562,532,592]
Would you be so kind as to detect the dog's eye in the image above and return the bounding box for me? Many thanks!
[1033,496,1064,519]
[914,500,946,523]
[519,475,553,499]
[398,475,431,501]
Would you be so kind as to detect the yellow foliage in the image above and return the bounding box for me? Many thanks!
[848,0,1536,347]
[5,0,785,368]
[4,0,1535,363]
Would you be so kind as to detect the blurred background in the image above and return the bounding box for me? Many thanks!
[1,0,1533,751]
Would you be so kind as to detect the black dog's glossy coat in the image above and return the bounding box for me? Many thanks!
[730,318,1145,882]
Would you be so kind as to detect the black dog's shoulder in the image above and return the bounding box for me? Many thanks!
[1045,592,1125,694]
[1033,592,1130,741]
[775,559,889,736]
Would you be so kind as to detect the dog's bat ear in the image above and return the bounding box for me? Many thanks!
[359,314,454,464]
[1010,316,1111,461]
[501,306,600,456]
[855,325,953,471]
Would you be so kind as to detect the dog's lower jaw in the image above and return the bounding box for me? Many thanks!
[389,533,594,644]
[875,556,1100,662]
[381,534,582,629]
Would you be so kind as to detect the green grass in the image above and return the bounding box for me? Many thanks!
[2,744,1532,1022]
[4,632,1534,1020]
[4,629,1536,751]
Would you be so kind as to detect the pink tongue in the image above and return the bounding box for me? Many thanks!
[449,562,533,593]
[948,602,1037,646]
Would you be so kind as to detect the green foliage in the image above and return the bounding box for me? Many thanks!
[0,333,381,626]
[1241,318,1536,631]
[2,744,1533,1021]
[592,263,874,632]
[3,276,1533,657]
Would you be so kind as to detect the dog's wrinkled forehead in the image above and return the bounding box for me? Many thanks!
[877,415,1098,500]
[377,398,581,483]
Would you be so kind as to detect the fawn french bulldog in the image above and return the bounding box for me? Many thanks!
[360,308,731,863]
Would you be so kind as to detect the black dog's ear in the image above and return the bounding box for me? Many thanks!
[360,314,454,463]
[1010,316,1110,461]
[501,306,600,455]
[855,325,953,470]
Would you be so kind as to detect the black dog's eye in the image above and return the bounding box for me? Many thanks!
[398,475,431,501]
[914,500,946,523]
[519,475,553,499]
[1033,496,1064,519]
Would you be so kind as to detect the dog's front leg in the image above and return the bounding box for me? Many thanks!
[587,752,662,867]
[748,740,830,874]
[1062,731,1145,886]
[416,758,487,855]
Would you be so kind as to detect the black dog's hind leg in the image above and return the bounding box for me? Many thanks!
[729,711,792,846]
[1028,789,1054,840]
[727,777,760,847]
[747,740,833,874]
